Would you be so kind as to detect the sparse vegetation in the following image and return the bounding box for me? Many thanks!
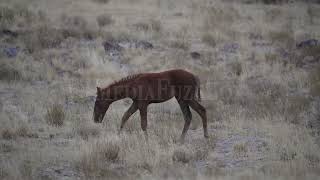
[1,129,15,140]
[269,30,295,48]
[0,63,22,82]
[78,138,120,176]
[134,19,161,33]
[92,0,110,4]
[202,32,217,48]
[233,142,248,157]
[1,0,320,179]
[172,148,191,163]
[309,65,320,96]
[96,14,113,27]
[74,122,100,140]
[229,61,243,76]
[45,104,65,127]
[170,27,190,50]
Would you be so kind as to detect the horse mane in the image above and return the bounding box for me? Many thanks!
[105,73,142,89]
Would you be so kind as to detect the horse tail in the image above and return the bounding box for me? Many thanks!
[195,76,201,102]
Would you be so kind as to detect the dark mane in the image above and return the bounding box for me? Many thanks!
[107,74,142,88]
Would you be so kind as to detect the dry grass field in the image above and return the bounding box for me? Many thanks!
[1,0,320,179]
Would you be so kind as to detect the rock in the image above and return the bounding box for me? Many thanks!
[252,41,272,47]
[248,33,263,40]
[221,43,239,54]
[103,39,153,61]
[296,56,320,68]
[1,29,18,38]
[135,40,153,49]
[38,164,83,180]
[190,51,201,59]
[296,39,318,49]
[276,47,290,58]
[103,41,123,53]
[2,47,19,58]
[118,40,153,49]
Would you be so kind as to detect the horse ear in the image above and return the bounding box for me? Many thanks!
[96,87,101,95]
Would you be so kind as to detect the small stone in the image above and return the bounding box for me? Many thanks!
[190,51,201,59]
[296,39,318,49]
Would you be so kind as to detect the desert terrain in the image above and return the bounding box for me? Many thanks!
[0,0,320,179]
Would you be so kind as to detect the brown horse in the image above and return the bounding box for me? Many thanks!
[93,69,208,142]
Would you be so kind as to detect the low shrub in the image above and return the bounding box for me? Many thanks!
[96,14,113,27]
[45,104,65,127]
[0,63,22,82]
[172,148,191,163]
[201,33,216,48]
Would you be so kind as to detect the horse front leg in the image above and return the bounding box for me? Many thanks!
[118,101,138,135]
[139,104,148,141]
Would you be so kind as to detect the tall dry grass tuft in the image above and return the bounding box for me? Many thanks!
[45,103,65,127]
[170,27,190,50]
[73,121,100,140]
[201,33,217,48]
[77,136,120,177]
[172,148,191,163]
[96,14,113,27]
[0,62,22,82]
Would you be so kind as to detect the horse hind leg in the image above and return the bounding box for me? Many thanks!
[178,100,192,143]
[188,100,209,139]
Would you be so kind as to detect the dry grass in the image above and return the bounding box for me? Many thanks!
[172,148,192,163]
[96,14,113,27]
[0,62,22,82]
[170,27,190,50]
[201,32,217,48]
[233,142,248,157]
[45,104,65,127]
[1,0,320,179]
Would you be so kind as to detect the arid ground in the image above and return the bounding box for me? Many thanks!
[1,0,320,179]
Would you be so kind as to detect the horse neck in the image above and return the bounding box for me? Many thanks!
[104,83,128,101]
